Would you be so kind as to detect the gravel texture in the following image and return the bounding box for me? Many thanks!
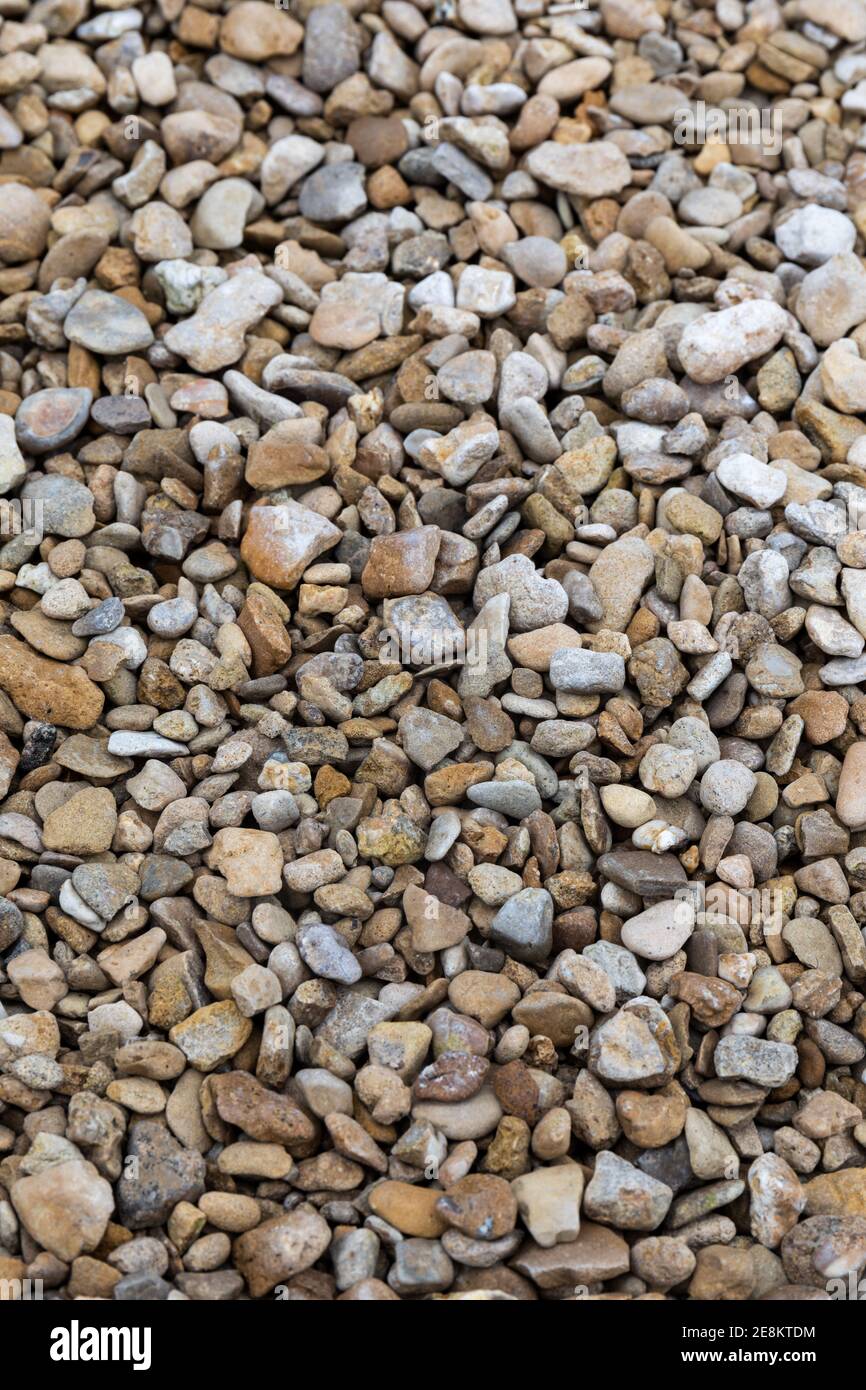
[0,0,864,1308]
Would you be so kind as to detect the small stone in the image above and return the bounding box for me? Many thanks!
[12,1161,114,1261]
[234,1208,331,1298]
[583,1151,673,1231]
[511,1165,584,1248]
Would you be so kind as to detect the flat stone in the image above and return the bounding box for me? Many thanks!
[64,290,154,355]
[526,140,632,198]
[164,269,282,372]
[15,388,92,456]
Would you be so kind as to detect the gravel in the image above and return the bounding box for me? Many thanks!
[0,0,865,1313]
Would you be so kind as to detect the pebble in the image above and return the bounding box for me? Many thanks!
[64,290,154,355]
[15,388,92,456]
[12,1160,114,1261]
[678,302,789,385]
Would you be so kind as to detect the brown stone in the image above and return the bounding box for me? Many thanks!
[0,635,103,730]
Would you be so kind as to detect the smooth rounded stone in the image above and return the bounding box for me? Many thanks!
[21,474,94,541]
[621,898,695,961]
[803,1171,866,1220]
[842,567,866,639]
[0,183,51,261]
[147,597,198,637]
[7,949,66,1010]
[251,790,298,831]
[599,785,656,829]
[190,178,260,247]
[511,1219,630,1289]
[586,535,655,633]
[0,413,26,496]
[678,187,742,226]
[821,654,866,686]
[588,1006,673,1087]
[64,289,154,355]
[559,953,616,1013]
[820,342,866,414]
[489,887,553,963]
[440,1228,521,1268]
[362,526,441,599]
[15,388,92,456]
[781,918,843,977]
[689,1244,755,1300]
[155,259,227,317]
[129,202,193,262]
[526,141,632,198]
[677,301,788,385]
[617,1087,688,1149]
[745,642,803,697]
[388,1239,454,1296]
[745,966,792,1014]
[73,863,139,919]
[502,236,567,289]
[666,717,719,772]
[456,266,516,318]
[448,972,520,1027]
[209,1071,314,1149]
[598,848,687,900]
[699,759,756,815]
[91,395,152,433]
[108,731,188,758]
[549,648,625,694]
[775,206,856,267]
[805,604,863,658]
[466,779,541,818]
[467,863,523,906]
[715,453,787,508]
[403,885,470,954]
[836,742,866,830]
[220,0,303,59]
[435,1173,518,1241]
[425,810,462,862]
[241,501,340,590]
[414,1051,490,1104]
[684,1108,739,1182]
[412,1087,503,1141]
[583,1150,673,1231]
[169,1001,253,1071]
[437,350,497,407]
